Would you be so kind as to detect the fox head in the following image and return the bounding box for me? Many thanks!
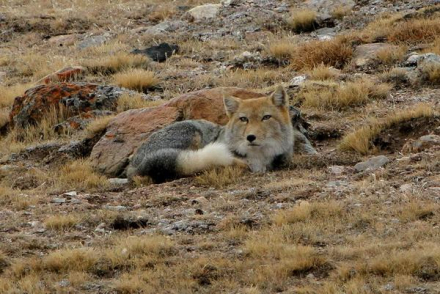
[223,86,294,171]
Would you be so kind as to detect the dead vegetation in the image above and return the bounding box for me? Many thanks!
[288,9,317,33]
[195,166,244,188]
[113,69,159,92]
[296,79,391,110]
[339,104,435,154]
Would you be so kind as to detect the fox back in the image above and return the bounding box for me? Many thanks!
[223,86,294,172]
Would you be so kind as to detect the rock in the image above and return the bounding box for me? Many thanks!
[353,43,400,67]
[401,134,440,154]
[90,106,182,177]
[104,205,127,211]
[9,83,130,129]
[405,53,440,66]
[78,34,109,49]
[111,214,149,230]
[38,66,86,85]
[51,197,66,204]
[48,34,77,47]
[328,165,345,175]
[90,87,314,177]
[131,43,179,62]
[187,4,222,21]
[417,53,440,83]
[64,191,77,197]
[289,75,308,88]
[306,0,355,21]
[108,178,129,185]
[354,155,390,172]
[134,21,185,35]
[399,183,413,193]
[313,27,336,40]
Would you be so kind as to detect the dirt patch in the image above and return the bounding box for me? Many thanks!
[373,116,440,153]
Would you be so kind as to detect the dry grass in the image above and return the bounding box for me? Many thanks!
[332,6,351,20]
[195,166,245,189]
[116,93,164,112]
[339,104,435,154]
[0,106,70,154]
[113,69,159,93]
[290,36,354,70]
[0,83,30,108]
[266,41,296,62]
[44,214,81,231]
[85,115,116,137]
[424,37,440,55]
[388,18,440,45]
[297,79,390,110]
[56,159,109,192]
[375,45,407,66]
[306,64,339,81]
[288,9,317,33]
[419,61,440,85]
[0,185,30,210]
[85,53,149,75]
[380,67,410,87]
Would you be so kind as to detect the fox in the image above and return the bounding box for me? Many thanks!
[126,85,316,183]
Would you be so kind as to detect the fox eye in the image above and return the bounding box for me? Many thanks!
[262,115,272,121]
[239,117,248,123]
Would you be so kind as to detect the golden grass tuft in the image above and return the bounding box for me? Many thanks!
[85,115,116,138]
[0,83,31,108]
[44,214,81,231]
[306,64,339,81]
[297,79,390,110]
[195,166,244,189]
[290,36,354,70]
[339,104,435,154]
[419,60,440,85]
[113,273,150,294]
[113,69,159,93]
[42,248,98,274]
[266,41,296,62]
[332,6,351,20]
[288,9,317,33]
[116,94,164,112]
[57,159,109,192]
[388,18,440,45]
[84,53,149,75]
[272,201,343,226]
[375,46,407,66]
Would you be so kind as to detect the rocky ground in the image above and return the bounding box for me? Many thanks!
[1,0,440,293]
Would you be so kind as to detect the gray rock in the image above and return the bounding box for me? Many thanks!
[289,75,308,87]
[51,198,66,204]
[108,178,129,185]
[78,34,109,50]
[306,0,355,21]
[104,205,127,211]
[354,155,390,172]
[187,4,222,21]
[405,53,440,66]
[353,43,400,67]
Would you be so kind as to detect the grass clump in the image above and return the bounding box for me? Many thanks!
[419,61,440,85]
[56,159,109,192]
[375,46,407,66]
[266,41,296,63]
[339,104,435,154]
[290,36,354,70]
[297,79,390,110]
[116,93,164,112]
[85,53,149,75]
[306,64,339,81]
[332,6,351,20]
[85,115,115,138]
[113,69,159,93]
[44,214,81,231]
[288,9,317,33]
[195,166,244,189]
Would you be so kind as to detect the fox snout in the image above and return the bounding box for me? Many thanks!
[246,134,256,143]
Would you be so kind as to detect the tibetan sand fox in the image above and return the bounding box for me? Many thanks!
[127,86,312,183]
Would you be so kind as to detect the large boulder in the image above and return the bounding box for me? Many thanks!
[9,82,138,129]
[90,87,264,177]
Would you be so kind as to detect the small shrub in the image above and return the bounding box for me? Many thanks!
[195,166,244,189]
[288,9,317,33]
[85,53,149,75]
[113,69,159,93]
[44,214,80,231]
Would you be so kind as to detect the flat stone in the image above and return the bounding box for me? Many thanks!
[187,4,222,21]
[108,178,129,185]
[353,43,400,67]
[354,155,390,172]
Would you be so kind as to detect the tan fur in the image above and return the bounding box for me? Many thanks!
[223,86,294,172]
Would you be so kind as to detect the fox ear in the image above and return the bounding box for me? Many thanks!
[270,85,288,107]
[223,96,240,116]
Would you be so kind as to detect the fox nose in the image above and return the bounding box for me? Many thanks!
[247,135,256,142]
